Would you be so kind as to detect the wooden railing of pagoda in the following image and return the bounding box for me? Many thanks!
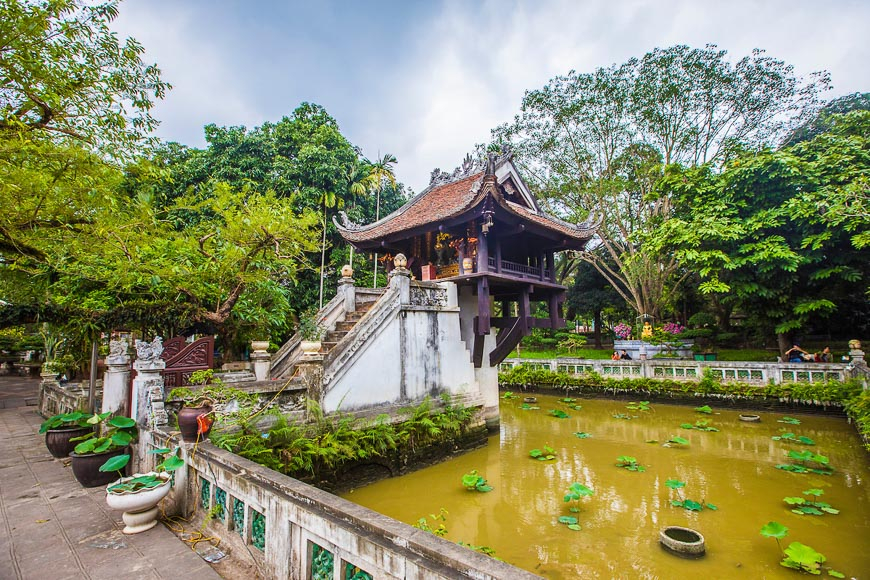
[436,258,553,282]
[487,257,552,281]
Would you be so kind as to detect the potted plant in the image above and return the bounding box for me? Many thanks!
[39,411,94,458]
[298,309,324,355]
[169,369,218,442]
[102,447,185,534]
[69,412,138,487]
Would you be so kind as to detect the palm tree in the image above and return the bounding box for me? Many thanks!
[318,190,342,308]
[343,162,373,269]
[367,153,397,288]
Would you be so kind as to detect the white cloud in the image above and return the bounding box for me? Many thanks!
[110,0,869,192]
[112,1,262,146]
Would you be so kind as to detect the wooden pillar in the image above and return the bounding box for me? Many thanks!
[519,286,531,334]
[546,252,555,282]
[539,253,546,281]
[494,238,502,274]
[477,233,489,273]
[476,277,490,335]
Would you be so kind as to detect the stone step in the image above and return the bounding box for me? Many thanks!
[335,321,356,332]
[325,330,348,342]
[320,341,339,353]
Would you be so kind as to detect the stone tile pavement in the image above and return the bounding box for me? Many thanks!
[0,377,224,579]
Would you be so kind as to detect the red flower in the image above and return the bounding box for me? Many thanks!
[196,413,213,435]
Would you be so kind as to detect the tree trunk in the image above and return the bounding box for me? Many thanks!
[776,333,793,360]
[593,309,603,349]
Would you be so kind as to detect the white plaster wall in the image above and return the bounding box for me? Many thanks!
[457,287,500,424]
[400,309,477,401]
[323,313,403,412]
[324,307,478,412]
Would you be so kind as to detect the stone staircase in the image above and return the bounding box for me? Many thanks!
[320,300,374,355]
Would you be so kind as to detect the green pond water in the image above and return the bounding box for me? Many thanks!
[342,395,870,579]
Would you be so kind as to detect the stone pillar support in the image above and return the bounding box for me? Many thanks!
[337,264,356,313]
[389,254,411,304]
[102,338,131,416]
[251,340,271,382]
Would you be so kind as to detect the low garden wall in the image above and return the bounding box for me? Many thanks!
[500,357,851,386]
[149,430,538,580]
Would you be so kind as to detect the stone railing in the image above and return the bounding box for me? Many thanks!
[153,431,538,579]
[499,357,853,386]
[271,292,345,380]
[38,378,102,417]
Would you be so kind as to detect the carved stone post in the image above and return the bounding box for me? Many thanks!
[251,341,271,382]
[131,337,167,472]
[849,339,865,365]
[389,254,411,304]
[101,338,131,416]
[132,337,167,429]
[338,264,356,313]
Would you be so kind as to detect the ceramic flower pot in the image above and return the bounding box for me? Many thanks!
[300,340,322,354]
[44,426,93,458]
[250,340,270,353]
[177,404,213,442]
[69,447,129,488]
[106,472,172,534]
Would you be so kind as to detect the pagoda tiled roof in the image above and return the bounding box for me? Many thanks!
[335,159,597,245]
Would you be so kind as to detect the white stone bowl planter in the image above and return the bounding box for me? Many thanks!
[739,414,761,422]
[106,472,172,534]
[660,526,705,556]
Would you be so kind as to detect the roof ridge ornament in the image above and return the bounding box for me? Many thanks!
[335,210,362,231]
[428,153,485,187]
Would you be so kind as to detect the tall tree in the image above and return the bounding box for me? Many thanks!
[652,111,870,352]
[494,45,829,318]
[0,0,169,157]
[367,153,397,287]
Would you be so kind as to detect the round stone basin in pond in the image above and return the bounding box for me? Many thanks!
[660,526,705,557]
[343,395,870,578]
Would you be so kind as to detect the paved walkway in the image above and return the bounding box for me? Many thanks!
[0,376,223,579]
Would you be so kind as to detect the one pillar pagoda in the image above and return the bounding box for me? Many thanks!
[334,151,595,424]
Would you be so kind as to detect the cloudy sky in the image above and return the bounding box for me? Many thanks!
[112,0,870,192]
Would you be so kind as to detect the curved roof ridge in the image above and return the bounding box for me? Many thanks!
[334,171,483,235]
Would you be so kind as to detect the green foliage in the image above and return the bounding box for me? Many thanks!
[626,401,651,412]
[666,479,716,512]
[615,456,645,472]
[778,416,802,425]
[72,413,137,455]
[681,420,719,432]
[783,489,839,516]
[414,508,449,537]
[665,435,690,447]
[496,44,829,319]
[211,396,477,482]
[548,409,570,419]
[529,446,557,461]
[39,411,91,433]
[772,432,815,445]
[694,405,713,414]
[104,447,184,493]
[760,521,789,540]
[461,470,493,493]
[775,449,833,475]
[781,542,826,574]
[760,521,845,576]
[0,0,170,157]
[573,432,592,439]
[556,334,588,353]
